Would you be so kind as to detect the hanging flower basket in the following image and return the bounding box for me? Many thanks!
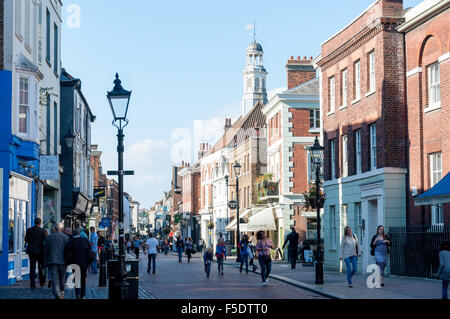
[304,186,326,210]
[207,222,215,229]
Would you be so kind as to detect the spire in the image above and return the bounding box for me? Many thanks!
[253,20,256,43]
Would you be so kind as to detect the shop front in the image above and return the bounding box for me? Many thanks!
[62,191,92,230]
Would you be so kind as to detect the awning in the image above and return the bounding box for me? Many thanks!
[415,172,450,206]
[225,208,254,231]
[244,206,277,231]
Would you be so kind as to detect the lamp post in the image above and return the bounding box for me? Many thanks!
[208,206,213,248]
[107,73,132,299]
[308,136,324,285]
[224,174,229,242]
[233,162,241,263]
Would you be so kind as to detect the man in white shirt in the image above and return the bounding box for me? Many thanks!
[146,233,159,275]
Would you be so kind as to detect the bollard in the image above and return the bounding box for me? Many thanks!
[99,249,107,287]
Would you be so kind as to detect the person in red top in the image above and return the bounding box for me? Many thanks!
[215,238,227,276]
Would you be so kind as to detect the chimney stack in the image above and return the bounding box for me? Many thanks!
[286,55,316,89]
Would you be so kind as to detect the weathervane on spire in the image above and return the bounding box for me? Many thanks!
[253,20,256,43]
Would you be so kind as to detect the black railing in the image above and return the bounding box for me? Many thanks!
[388,224,450,279]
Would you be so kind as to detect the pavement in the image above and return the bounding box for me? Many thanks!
[219,257,444,299]
[0,270,107,299]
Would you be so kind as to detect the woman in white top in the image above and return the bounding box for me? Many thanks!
[339,226,361,287]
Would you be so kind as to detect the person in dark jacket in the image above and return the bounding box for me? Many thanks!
[25,218,47,289]
[176,236,185,263]
[44,223,69,299]
[282,227,300,269]
[65,228,92,299]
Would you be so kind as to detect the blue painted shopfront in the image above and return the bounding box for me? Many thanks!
[0,71,39,286]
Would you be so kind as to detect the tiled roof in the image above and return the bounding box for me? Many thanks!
[284,78,319,95]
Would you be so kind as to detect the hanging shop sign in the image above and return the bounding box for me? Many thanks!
[39,155,59,180]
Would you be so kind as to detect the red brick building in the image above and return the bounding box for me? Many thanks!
[178,162,201,242]
[399,0,449,225]
[262,56,320,245]
[318,0,408,273]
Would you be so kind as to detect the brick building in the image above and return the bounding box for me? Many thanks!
[262,56,320,249]
[178,162,201,243]
[399,0,449,226]
[317,0,408,274]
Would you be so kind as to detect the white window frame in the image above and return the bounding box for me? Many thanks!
[369,51,375,93]
[330,139,336,179]
[310,109,320,130]
[342,135,348,178]
[355,130,362,174]
[342,69,347,107]
[429,152,443,225]
[370,124,377,170]
[329,76,335,113]
[427,62,440,107]
[16,73,38,140]
[354,61,360,101]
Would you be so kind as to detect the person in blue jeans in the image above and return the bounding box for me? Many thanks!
[239,234,249,274]
[176,236,185,263]
[89,227,98,274]
[340,226,361,288]
[203,248,213,277]
[438,241,450,299]
[255,231,273,286]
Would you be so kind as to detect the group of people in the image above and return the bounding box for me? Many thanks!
[25,218,108,299]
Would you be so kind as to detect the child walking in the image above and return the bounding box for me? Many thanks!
[203,248,213,278]
[215,238,227,276]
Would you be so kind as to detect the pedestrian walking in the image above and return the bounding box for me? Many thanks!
[126,239,132,254]
[438,241,450,299]
[282,227,300,269]
[97,231,105,250]
[238,234,249,274]
[255,231,273,286]
[203,248,213,278]
[65,228,92,299]
[44,223,69,299]
[46,226,56,289]
[133,236,141,259]
[249,232,257,255]
[63,228,73,240]
[248,244,257,272]
[75,224,88,239]
[370,225,391,287]
[105,234,115,261]
[339,226,361,288]
[163,239,169,255]
[215,238,227,276]
[25,217,47,289]
[146,233,159,275]
[176,236,185,263]
[89,227,99,274]
[185,237,194,263]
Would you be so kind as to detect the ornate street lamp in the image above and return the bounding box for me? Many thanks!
[233,161,242,263]
[64,129,75,148]
[107,73,132,299]
[308,136,324,285]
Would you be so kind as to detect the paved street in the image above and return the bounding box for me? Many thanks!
[137,253,326,299]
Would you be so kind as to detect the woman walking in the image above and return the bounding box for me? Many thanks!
[185,237,194,263]
[370,225,391,287]
[215,238,227,276]
[256,231,273,286]
[203,248,213,278]
[339,226,361,288]
[239,234,249,274]
[438,241,450,299]
[176,236,185,263]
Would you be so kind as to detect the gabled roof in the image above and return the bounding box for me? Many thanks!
[204,102,266,156]
[61,68,96,121]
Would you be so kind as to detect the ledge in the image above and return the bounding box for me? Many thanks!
[326,110,335,116]
[338,105,347,111]
[424,102,441,113]
[351,98,361,105]
[365,90,376,98]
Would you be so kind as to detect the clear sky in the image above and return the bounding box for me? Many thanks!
[61,0,423,209]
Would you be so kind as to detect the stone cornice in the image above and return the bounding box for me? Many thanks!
[318,17,404,70]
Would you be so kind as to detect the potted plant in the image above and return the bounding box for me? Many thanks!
[303,186,326,210]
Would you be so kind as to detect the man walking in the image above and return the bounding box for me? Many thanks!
[282,227,300,269]
[134,236,141,259]
[146,233,159,275]
[44,223,69,299]
[25,218,47,289]
[89,227,98,274]
[65,228,92,299]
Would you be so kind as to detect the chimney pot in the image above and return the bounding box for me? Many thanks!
[303,56,307,60]
[290,56,294,60]
[310,56,313,60]
[297,56,301,60]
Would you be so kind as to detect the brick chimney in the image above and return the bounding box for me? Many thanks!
[224,118,232,132]
[285,56,316,90]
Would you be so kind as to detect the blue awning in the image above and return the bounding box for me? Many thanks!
[415,172,450,206]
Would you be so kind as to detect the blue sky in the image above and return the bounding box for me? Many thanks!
[61,0,423,209]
